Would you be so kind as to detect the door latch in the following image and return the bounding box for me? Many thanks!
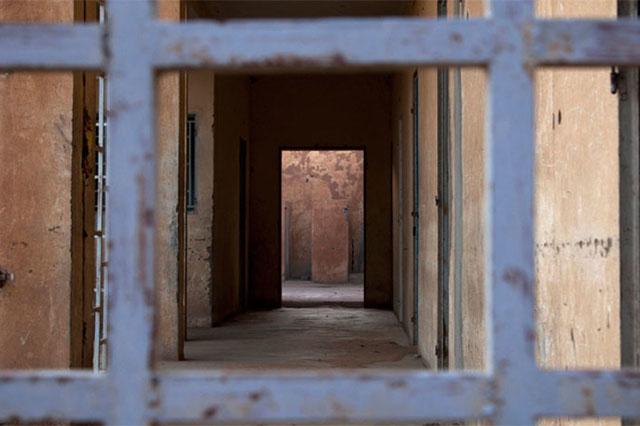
[0,266,14,288]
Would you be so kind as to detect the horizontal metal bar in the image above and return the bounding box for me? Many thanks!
[153,371,492,423]
[153,18,495,70]
[533,19,640,66]
[0,371,107,423]
[537,370,640,419]
[0,24,104,70]
[1,19,640,71]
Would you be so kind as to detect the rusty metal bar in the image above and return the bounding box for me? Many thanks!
[104,0,155,424]
[153,371,492,423]
[152,18,495,70]
[0,371,107,423]
[538,370,640,419]
[3,20,640,71]
[486,0,538,424]
[0,24,104,70]
[533,19,640,66]
[0,3,639,425]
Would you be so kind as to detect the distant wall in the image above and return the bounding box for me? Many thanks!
[250,75,393,308]
[281,150,364,281]
[186,70,214,327]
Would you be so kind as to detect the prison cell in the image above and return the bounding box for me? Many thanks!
[1,0,640,424]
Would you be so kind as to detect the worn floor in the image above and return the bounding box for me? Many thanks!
[282,278,364,308]
[160,278,420,370]
[159,283,424,426]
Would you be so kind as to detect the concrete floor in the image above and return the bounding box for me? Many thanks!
[159,282,424,425]
[160,277,420,370]
[282,279,364,308]
[160,307,421,370]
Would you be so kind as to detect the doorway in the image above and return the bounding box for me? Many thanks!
[280,149,365,308]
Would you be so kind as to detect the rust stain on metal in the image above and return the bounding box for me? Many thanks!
[450,32,463,43]
[502,268,532,297]
[616,371,640,389]
[202,406,219,418]
[248,390,266,402]
[229,53,348,69]
[387,379,407,389]
[581,387,595,416]
[521,21,534,80]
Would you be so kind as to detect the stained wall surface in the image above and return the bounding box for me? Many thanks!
[393,0,619,379]
[250,75,392,308]
[212,75,250,324]
[311,199,350,283]
[535,0,620,376]
[281,150,364,280]
[392,0,440,369]
[448,0,488,372]
[186,70,214,327]
[533,1,620,425]
[155,0,182,361]
[0,1,73,368]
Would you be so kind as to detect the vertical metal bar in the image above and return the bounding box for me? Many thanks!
[412,71,420,346]
[105,0,156,423]
[487,0,537,423]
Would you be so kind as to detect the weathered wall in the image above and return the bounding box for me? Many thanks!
[186,70,214,327]
[451,0,487,372]
[212,75,250,324]
[392,72,413,340]
[534,3,620,426]
[281,150,364,280]
[311,199,350,283]
[535,0,620,377]
[391,0,440,369]
[250,75,392,308]
[0,1,73,369]
[155,0,182,361]
[434,0,620,383]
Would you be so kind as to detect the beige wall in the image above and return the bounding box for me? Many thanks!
[155,0,182,361]
[535,0,620,421]
[250,75,393,308]
[393,0,620,379]
[0,1,74,369]
[212,75,250,324]
[451,0,488,372]
[186,70,214,327]
[281,150,365,280]
[392,0,440,368]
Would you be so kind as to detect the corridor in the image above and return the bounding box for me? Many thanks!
[159,306,421,371]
